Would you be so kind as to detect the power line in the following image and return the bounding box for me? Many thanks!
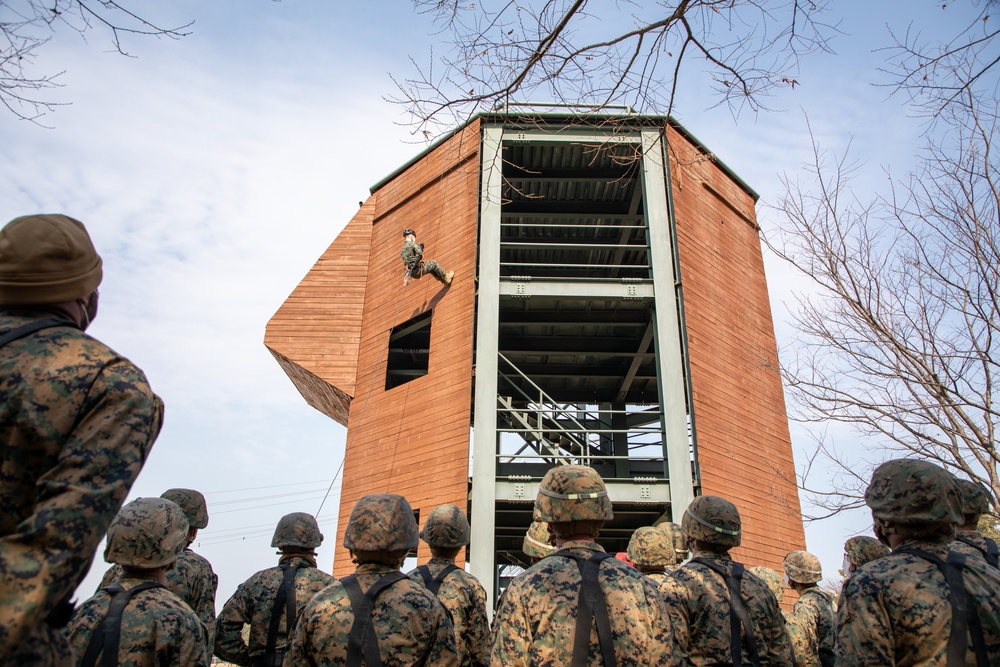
[204,479,333,495]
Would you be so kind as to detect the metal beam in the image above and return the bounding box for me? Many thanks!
[617,322,655,402]
[498,280,654,299]
[496,479,670,503]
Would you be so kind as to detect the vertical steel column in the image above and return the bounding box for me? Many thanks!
[470,125,503,618]
[641,129,695,516]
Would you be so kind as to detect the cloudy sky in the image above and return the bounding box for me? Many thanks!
[0,0,977,608]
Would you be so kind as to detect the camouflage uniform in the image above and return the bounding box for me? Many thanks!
[0,214,163,665]
[657,521,689,571]
[401,231,451,284]
[216,554,335,666]
[408,504,490,667]
[68,577,210,667]
[66,497,209,667]
[662,496,792,666]
[626,526,675,585]
[492,465,683,667]
[836,459,1000,665]
[785,588,835,667]
[408,557,490,667]
[522,520,555,562]
[287,494,459,666]
[747,566,785,605]
[842,536,889,575]
[953,478,999,569]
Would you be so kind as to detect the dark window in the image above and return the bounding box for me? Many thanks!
[386,311,432,390]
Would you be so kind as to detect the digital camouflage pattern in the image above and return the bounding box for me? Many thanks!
[522,521,555,560]
[843,536,889,570]
[864,459,963,524]
[215,553,335,666]
[491,539,683,667]
[657,522,688,562]
[342,493,419,552]
[836,536,1000,665]
[783,550,823,584]
[953,531,999,567]
[956,478,992,518]
[287,561,460,666]
[160,488,209,529]
[627,526,674,568]
[104,498,188,569]
[401,238,448,282]
[271,512,323,549]
[408,556,490,667]
[747,566,784,604]
[660,548,793,666]
[785,587,835,667]
[0,311,163,664]
[67,576,210,667]
[534,465,613,523]
[421,504,471,549]
[100,547,219,653]
[681,496,742,548]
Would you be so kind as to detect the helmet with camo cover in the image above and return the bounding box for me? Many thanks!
[534,465,613,522]
[522,521,555,559]
[783,550,823,584]
[956,478,993,519]
[420,504,471,548]
[104,497,189,568]
[160,488,209,529]
[657,521,688,559]
[271,512,324,549]
[748,566,784,603]
[843,536,889,568]
[627,526,675,568]
[682,495,741,548]
[343,493,419,552]
[865,459,962,524]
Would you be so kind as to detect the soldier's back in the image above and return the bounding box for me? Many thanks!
[836,537,1000,666]
[492,542,682,667]
[215,556,335,664]
[662,553,791,666]
[408,558,490,667]
[952,532,999,569]
[67,578,209,667]
[787,587,834,667]
[288,563,459,666]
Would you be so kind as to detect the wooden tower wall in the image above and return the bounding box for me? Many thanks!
[332,122,482,577]
[667,124,806,571]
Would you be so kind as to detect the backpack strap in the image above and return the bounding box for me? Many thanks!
[343,571,408,667]
[79,581,163,667]
[262,563,299,665]
[896,548,989,667]
[550,549,617,667]
[416,563,459,596]
[0,318,78,348]
[956,534,1000,569]
[690,557,761,667]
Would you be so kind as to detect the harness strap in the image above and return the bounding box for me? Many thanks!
[897,548,989,667]
[343,571,408,667]
[416,564,459,596]
[262,563,299,665]
[79,581,163,667]
[0,318,79,348]
[690,558,761,667]
[550,549,617,667]
[956,534,1000,568]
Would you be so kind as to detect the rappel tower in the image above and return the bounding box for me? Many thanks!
[264,111,805,607]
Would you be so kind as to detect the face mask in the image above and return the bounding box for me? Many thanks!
[783,572,791,586]
[842,554,854,575]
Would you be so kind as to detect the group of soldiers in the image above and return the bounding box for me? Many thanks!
[3,211,1000,667]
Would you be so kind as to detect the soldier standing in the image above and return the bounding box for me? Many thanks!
[408,504,490,667]
[661,495,793,666]
[215,512,334,666]
[401,229,454,286]
[783,551,834,667]
[656,522,688,572]
[836,459,1000,665]
[841,537,889,577]
[66,498,209,667]
[626,526,676,585]
[100,488,218,652]
[492,465,683,667]
[521,520,555,565]
[0,214,163,665]
[952,478,999,568]
[287,493,459,666]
